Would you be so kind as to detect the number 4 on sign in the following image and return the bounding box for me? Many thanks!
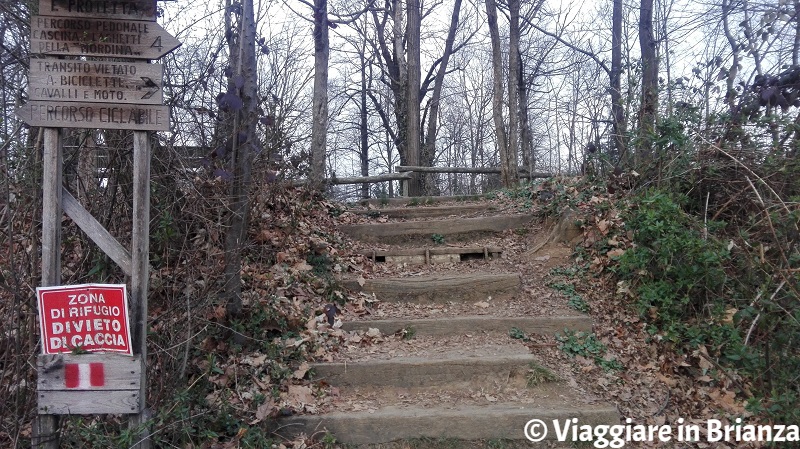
[151,36,162,51]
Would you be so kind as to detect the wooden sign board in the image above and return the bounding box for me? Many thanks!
[30,15,180,59]
[16,101,170,131]
[37,284,133,355]
[37,354,142,415]
[39,0,158,21]
[29,58,163,105]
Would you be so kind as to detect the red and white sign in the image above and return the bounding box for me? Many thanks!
[37,284,132,355]
[64,362,105,389]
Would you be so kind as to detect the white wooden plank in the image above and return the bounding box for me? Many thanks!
[37,354,141,391]
[38,390,140,415]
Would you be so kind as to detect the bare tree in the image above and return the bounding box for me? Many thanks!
[485,0,512,187]
[420,0,465,194]
[310,0,330,185]
[505,0,521,186]
[287,0,376,186]
[637,0,658,158]
[221,0,258,317]
[611,0,626,161]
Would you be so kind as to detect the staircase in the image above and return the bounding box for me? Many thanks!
[277,196,619,446]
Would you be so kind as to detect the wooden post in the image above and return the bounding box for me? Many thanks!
[128,130,151,449]
[34,128,62,449]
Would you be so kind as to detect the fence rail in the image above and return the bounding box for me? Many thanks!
[294,166,553,196]
[396,165,552,178]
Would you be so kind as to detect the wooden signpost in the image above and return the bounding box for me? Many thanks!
[17,102,170,131]
[16,0,180,447]
[39,0,159,20]
[30,16,180,59]
[29,58,164,105]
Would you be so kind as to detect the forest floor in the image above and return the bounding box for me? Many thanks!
[0,179,757,448]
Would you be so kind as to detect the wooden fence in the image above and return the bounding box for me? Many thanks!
[295,166,552,196]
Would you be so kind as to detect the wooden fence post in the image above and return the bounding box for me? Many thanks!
[33,127,63,449]
[128,130,151,449]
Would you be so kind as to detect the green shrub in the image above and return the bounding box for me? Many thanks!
[615,191,731,337]
[612,189,800,425]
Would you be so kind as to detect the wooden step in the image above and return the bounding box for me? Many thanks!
[341,315,592,336]
[358,195,485,207]
[342,273,520,303]
[358,245,502,264]
[350,204,495,219]
[312,351,536,388]
[275,402,620,445]
[340,214,534,243]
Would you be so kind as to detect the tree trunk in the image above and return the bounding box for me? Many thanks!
[518,49,534,174]
[794,0,799,66]
[223,0,258,318]
[406,0,422,196]
[637,0,658,161]
[505,0,520,187]
[485,0,509,187]
[611,0,626,163]
[360,43,370,199]
[371,0,408,165]
[420,0,463,195]
[310,0,329,186]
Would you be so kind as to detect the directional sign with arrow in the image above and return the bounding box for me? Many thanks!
[29,58,164,105]
[31,15,181,59]
[39,0,159,21]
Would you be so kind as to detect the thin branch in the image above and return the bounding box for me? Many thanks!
[527,23,610,76]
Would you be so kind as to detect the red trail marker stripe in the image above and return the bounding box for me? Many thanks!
[64,363,79,388]
[64,363,105,388]
[90,363,105,387]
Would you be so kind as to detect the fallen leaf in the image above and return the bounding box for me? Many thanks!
[657,373,678,387]
[292,262,313,272]
[293,362,310,379]
[723,308,737,324]
[708,388,744,413]
[607,248,625,258]
[241,354,268,366]
[287,385,314,406]
[253,399,275,422]
[348,334,363,344]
